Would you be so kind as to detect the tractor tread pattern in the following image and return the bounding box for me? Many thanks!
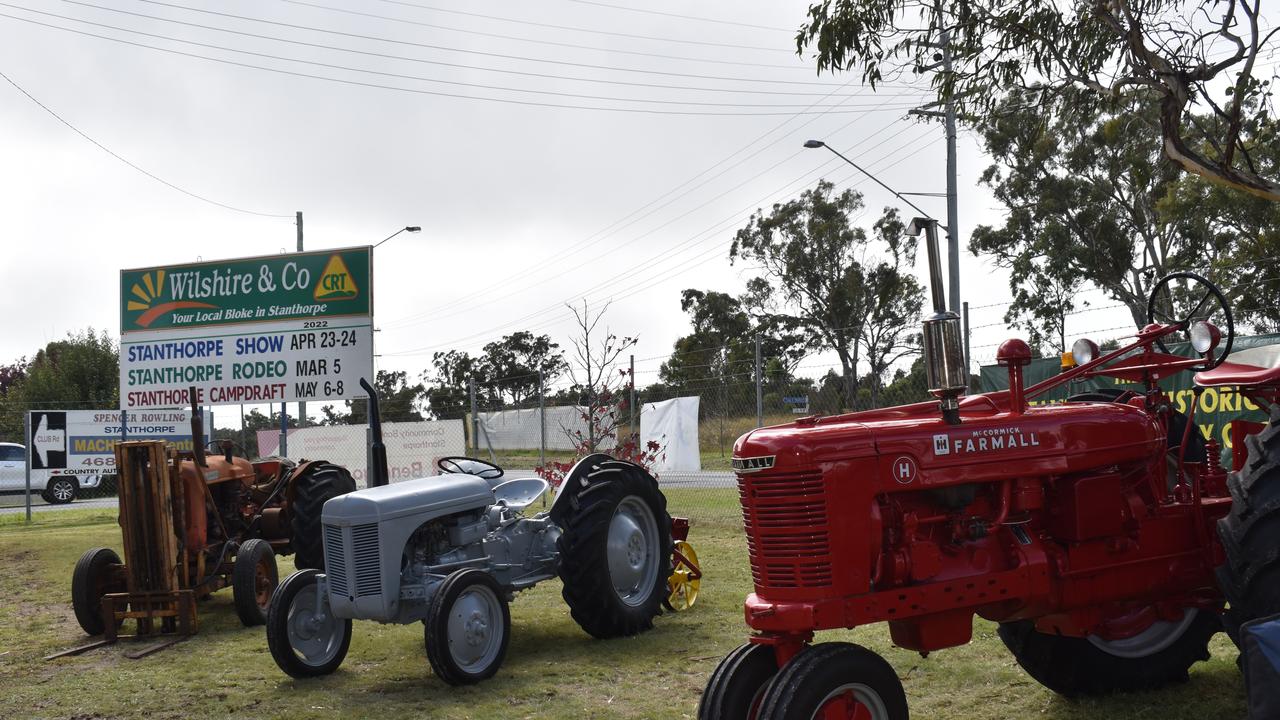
[697,642,778,720]
[756,642,908,720]
[1216,415,1280,639]
[289,462,356,570]
[71,547,121,636]
[552,459,672,639]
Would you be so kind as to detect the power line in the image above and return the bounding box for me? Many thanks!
[54,0,918,99]
[562,0,792,33]
[126,0,853,84]
[0,68,290,218]
[278,0,801,69]
[0,10,918,116]
[363,0,794,53]
[5,5,907,111]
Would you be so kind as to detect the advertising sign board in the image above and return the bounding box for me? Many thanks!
[119,248,373,408]
[256,420,466,487]
[22,409,210,488]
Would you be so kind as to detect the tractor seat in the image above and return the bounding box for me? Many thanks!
[491,477,550,514]
[1195,344,1280,388]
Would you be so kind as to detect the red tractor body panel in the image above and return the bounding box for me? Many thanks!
[734,397,1230,653]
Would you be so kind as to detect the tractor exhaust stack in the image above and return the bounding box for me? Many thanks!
[908,218,967,425]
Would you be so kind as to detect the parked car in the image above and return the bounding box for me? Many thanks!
[0,442,101,504]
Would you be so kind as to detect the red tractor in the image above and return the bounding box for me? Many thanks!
[699,218,1280,719]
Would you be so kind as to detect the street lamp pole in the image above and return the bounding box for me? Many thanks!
[374,226,422,249]
[803,140,937,222]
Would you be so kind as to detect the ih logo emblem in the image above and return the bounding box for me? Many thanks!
[315,254,359,301]
[933,434,950,456]
[893,455,918,484]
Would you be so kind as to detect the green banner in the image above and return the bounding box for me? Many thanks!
[120,247,371,333]
[980,333,1280,456]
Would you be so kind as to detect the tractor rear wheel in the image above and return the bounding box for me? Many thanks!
[289,462,356,570]
[71,547,124,636]
[1216,407,1280,641]
[698,642,778,720]
[997,608,1218,696]
[755,642,908,720]
[552,459,672,639]
[232,539,278,627]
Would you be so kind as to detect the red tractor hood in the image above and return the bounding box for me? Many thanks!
[733,391,1163,484]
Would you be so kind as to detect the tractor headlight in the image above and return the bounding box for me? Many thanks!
[1190,321,1221,354]
[1071,338,1099,366]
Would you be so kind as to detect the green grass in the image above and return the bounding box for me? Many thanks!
[0,488,1246,719]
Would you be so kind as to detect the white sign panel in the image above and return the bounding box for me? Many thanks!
[26,409,210,484]
[119,248,373,408]
[257,419,466,487]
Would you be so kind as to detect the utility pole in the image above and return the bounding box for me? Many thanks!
[936,3,961,314]
[296,210,307,428]
[754,334,763,428]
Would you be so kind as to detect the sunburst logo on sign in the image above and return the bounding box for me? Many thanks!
[126,270,215,328]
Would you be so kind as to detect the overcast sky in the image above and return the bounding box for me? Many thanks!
[0,0,1124,424]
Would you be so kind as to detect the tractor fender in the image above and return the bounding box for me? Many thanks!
[549,453,633,521]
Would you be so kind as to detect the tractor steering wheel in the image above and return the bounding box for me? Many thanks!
[206,439,250,460]
[436,456,504,480]
[1145,271,1234,371]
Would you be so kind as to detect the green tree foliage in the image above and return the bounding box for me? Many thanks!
[731,181,924,410]
[0,329,117,441]
[970,89,1280,349]
[424,349,481,420]
[796,0,1280,201]
[319,370,425,425]
[477,331,566,407]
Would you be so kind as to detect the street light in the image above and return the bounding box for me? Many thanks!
[803,139,939,226]
[374,225,421,248]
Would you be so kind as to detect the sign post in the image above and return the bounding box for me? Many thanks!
[119,248,374,413]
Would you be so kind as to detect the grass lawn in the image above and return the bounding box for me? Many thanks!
[0,492,1246,720]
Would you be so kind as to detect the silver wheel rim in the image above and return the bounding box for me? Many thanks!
[811,683,889,720]
[286,584,345,666]
[1087,608,1197,659]
[52,480,74,501]
[446,583,504,673]
[607,495,661,607]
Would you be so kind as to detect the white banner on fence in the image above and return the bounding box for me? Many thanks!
[641,396,700,472]
[476,405,604,451]
[258,419,465,487]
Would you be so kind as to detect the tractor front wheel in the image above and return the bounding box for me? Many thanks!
[553,459,672,639]
[1216,407,1280,640]
[289,463,356,570]
[232,539,278,626]
[266,569,351,678]
[698,642,778,720]
[755,642,908,720]
[997,608,1217,695]
[424,569,511,685]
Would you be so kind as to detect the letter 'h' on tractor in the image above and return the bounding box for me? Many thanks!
[700,218,1280,719]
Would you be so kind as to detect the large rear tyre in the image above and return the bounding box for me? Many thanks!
[424,569,511,686]
[552,458,672,639]
[266,569,351,678]
[232,539,278,627]
[756,642,908,720]
[997,608,1217,696]
[289,462,356,570]
[698,642,778,720]
[71,547,124,636]
[1216,407,1280,641]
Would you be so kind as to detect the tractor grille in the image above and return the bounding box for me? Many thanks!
[322,522,381,598]
[738,470,833,589]
[350,523,382,598]
[323,524,348,597]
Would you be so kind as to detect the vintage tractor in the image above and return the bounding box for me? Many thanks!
[265,379,694,684]
[699,218,1280,719]
[66,395,356,648]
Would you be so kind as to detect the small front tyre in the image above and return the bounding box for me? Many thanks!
[232,539,278,627]
[71,547,124,636]
[698,642,778,720]
[424,569,511,686]
[266,569,351,678]
[756,642,908,720]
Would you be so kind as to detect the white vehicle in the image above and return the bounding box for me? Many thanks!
[0,442,100,504]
